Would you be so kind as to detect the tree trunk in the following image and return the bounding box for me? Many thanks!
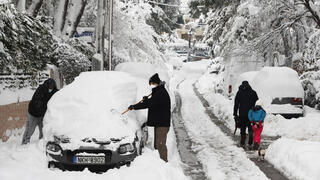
[303,0,320,27]
[53,0,69,37]
[27,0,44,17]
[95,0,104,53]
[67,0,88,38]
[281,32,293,67]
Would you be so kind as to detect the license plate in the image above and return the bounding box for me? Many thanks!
[74,156,105,164]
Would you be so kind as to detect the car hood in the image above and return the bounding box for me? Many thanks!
[52,135,134,151]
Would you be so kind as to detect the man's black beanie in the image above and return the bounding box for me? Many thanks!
[149,73,161,85]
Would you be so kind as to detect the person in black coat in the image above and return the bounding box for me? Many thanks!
[129,73,171,162]
[233,81,258,148]
[22,78,58,144]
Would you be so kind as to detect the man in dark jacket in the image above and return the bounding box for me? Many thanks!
[128,73,171,162]
[233,81,258,148]
[22,78,58,144]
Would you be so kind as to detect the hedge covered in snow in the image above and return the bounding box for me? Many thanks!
[0,3,92,85]
[0,3,54,74]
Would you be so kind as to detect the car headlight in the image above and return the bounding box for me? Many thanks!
[46,142,62,154]
[118,143,135,154]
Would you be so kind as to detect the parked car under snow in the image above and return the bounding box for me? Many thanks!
[236,67,305,118]
[44,71,148,171]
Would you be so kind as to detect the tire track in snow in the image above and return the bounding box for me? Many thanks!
[171,77,208,180]
[177,75,269,180]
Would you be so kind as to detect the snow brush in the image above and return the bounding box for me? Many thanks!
[121,93,152,115]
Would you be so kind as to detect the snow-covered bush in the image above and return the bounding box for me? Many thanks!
[51,43,91,84]
[0,3,55,74]
[66,38,95,61]
[300,71,320,109]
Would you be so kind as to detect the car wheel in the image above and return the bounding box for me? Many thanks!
[48,161,55,169]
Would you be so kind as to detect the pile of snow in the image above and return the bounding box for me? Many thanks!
[263,107,320,141]
[181,59,211,74]
[197,64,224,94]
[44,71,141,140]
[266,138,320,180]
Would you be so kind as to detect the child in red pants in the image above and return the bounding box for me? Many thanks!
[248,100,266,150]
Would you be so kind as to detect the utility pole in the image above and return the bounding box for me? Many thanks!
[108,0,114,71]
[101,0,106,70]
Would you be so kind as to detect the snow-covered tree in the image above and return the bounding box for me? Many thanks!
[51,43,91,84]
[146,0,181,35]
[0,3,55,74]
[111,1,166,67]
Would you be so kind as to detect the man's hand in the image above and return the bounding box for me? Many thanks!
[128,105,135,110]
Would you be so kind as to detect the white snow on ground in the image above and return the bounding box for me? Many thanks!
[266,138,320,180]
[0,69,188,180]
[181,60,211,74]
[0,127,188,180]
[196,60,320,180]
[173,70,268,180]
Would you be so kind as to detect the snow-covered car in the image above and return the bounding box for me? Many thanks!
[44,71,148,171]
[232,71,259,97]
[251,67,304,118]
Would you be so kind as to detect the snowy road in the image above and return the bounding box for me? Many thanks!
[172,82,207,179]
[171,71,269,180]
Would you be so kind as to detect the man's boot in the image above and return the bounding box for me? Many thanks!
[248,131,253,146]
[240,135,246,148]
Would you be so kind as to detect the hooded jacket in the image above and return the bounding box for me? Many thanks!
[248,105,266,123]
[133,82,171,127]
[233,83,258,117]
[28,78,58,117]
